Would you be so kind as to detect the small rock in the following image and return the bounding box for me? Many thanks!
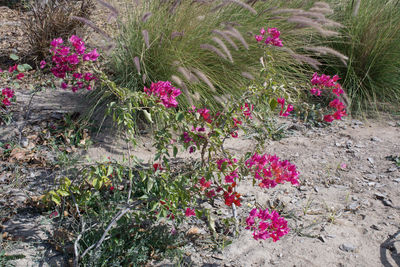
[299,186,308,192]
[314,186,319,193]
[353,120,363,126]
[370,224,381,231]
[393,178,400,183]
[339,243,356,252]
[318,235,326,243]
[371,137,382,142]
[368,182,376,187]
[387,167,398,172]
[346,140,353,148]
[347,202,359,212]
[367,157,375,164]
[21,137,29,148]
[352,196,359,201]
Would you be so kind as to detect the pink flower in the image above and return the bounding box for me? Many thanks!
[255,35,264,42]
[2,97,11,106]
[69,35,86,54]
[49,211,59,218]
[185,208,196,217]
[84,49,99,61]
[246,208,289,242]
[323,114,334,122]
[73,73,83,79]
[71,86,78,92]
[144,81,181,108]
[231,131,238,138]
[260,27,266,35]
[2,88,14,98]
[199,177,212,190]
[40,60,46,69]
[51,38,63,47]
[15,73,24,80]
[277,98,293,117]
[61,82,68,89]
[8,64,17,73]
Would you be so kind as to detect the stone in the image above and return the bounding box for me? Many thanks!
[339,243,356,252]
[367,157,375,164]
[370,224,381,231]
[371,137,382,142]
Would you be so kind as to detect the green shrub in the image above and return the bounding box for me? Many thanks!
[322,0,400,113]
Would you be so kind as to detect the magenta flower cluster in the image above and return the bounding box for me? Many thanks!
[1,88,15,107]
[50,35,99,92]
[245,153,299,189]
[144,81,181,108]
[277,98,293,117]
[310,73,347,122]
[246,208,290,242]
[255,27,283,47]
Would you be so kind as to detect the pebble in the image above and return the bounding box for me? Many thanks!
[367,157,375,164]
[393,178,400,183]
[370,224,381,231]
[21,137,29,148]
[387,167,398,172]
[339,243,356,252]
[347,202,359,212]
[318,235,326,243]
[314,186,319,193]
[371,137,382,142]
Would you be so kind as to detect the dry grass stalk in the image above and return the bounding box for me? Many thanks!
[241,72,254,80]
[314,2,331,9]
[97,0,119,17]
[304,46,348,65]
[287,16,339,37]
[225,27,249,50]
[352,0,361,17]
[309,7,334,15]
[133,56,141,74]
[177,66,199,83]
[226,0,257,15]
[282,47,322,70]
[212,29,239,51]
[171,31,184,39]
[191,68,216,92]
[212,37,233,62]
[142,30,150,49]
[200,43,228,60]
[171,75,193,105]
[141,12,152,22]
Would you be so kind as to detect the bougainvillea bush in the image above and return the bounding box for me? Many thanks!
[42,30,347,265]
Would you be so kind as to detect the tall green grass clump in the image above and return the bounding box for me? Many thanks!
[322,0,400,113]
[95,0,343,110]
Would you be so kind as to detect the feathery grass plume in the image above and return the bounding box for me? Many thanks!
[142,30,150,49]
[225,27,249,50]
[142,74,146,84]
[212,29,239,51]
[241,72,254,80]
[211,1,229,12]
[287,16,339,37]
[141,12,152,22]
[304,46,348,65]
[134,56,141,74]
[192,91,201,101]
[317,18,343,29]
[309,7,333,15]
[97,0,119,17]
[212,37,233,62]
[213,95,225,105]
[225,0,257,15]
[200,43,228,60]
[296,11,326,21]
[191,68,216,92]
[313,2,331,9]
[171,31,184,39]
[281,47,321,70]
[171,75,193,105]
[71,16,112,40]
[270,8,303,15]
[177,66,199,83]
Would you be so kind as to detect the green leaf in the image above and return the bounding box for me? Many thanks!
[17,65,25,72]
[57,189,69,197]
[22,64,32,71]
[143,110,153,123]
[107,166,113,177]
[269,98,278,110]
[175,112,184,122]
[147,177,154,192]
[173,146,178,157]
[10,54,19,61]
